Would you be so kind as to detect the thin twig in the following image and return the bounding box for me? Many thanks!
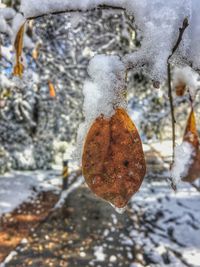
[168,18,189,61]
[24,5,125,20]
[167,17,189,160]
[167,63,176,160]
[167,18,189,191]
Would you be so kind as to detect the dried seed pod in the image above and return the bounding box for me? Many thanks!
[82,108,146,208]
[182,108,200,182]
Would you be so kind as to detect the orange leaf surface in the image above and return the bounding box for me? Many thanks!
[32,42,41,61]
[13,23,25,77]
[182,108,200,182]
[48,81,56,98]
[183,108,199,148]
[82,108,146,208]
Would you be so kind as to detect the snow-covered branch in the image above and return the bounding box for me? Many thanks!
[23,5,125,20]
[18,0,200,83]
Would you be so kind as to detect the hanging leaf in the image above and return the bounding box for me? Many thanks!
[182,108,200,182]
[82,108,146,208]
[183,107,199,148]
[48,81,56,98]
[13,23,26,77]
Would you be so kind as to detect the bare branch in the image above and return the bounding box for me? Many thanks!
[168,63,176,159]
[167,18,189,191]
[24,5,125,20]
[167,17,189,160]
[168,17,189,61]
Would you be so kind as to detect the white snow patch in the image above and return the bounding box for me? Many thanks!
[111,213,118,225]
[103,229,109,237]
[0,7,16,19]
[94,246,106,262]
[75,54,126,160]
[109,255,117,262]
[0,250,17,266]
[0,46,13,62]
[84,54,126,119]
[54,176,84,209]
[173,66,200,99]
[129,180,200,267]
[170,141,195,184]
[80,251,86,257]
[0,170,61,217]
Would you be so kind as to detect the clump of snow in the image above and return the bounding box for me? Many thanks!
[170,141,195,184]
[94,246,106,262]
[0,14,12,36]
[0,250,18,266]
[0,46,13,62]
[181,0,200,73]
[20,0,122,18]
[84,54,126,119]
[0,74,14,88]
[70,12,83,28]
[123,0,191,81]
[13,146,35,169]
[173,66,200,99]
[0,15,7,33]
[0,7,16,20]
[75,54,126,160]
[54,176,84,209]
[110,203,127,214]
[24,35,35,49]
[109,255,117,262]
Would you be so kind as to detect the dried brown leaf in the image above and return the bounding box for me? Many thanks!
[32,42,41,61]
[13,23,25,77]
[82,108,146,208]
[48,81,56,98]
[182,108,200,182]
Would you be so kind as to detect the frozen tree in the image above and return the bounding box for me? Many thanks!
[0,1,138,172]
[15,0,200,188]
[0,0,200,192]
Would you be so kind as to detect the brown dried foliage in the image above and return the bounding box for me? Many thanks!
[32,42,41,61]
[82,108,146,208]
[13,23,25,77]
[48,81,56,98]
[182,108,200,182]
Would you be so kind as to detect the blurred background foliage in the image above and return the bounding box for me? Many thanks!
[0,0,199,174]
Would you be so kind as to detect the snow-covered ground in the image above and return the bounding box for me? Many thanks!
[0,170,62,217]
[127,180,200,267]
[0,169,200,267]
